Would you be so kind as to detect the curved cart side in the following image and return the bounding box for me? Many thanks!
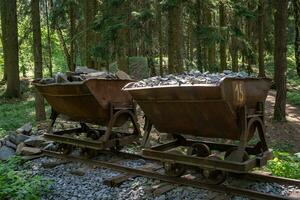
[123,77,272,176]
[33,78,141,153]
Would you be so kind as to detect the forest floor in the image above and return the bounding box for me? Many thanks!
[265,90,300,153]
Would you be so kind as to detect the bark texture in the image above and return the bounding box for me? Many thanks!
[294,0,300,77]
[258,0,266,77]
[0,0,20,97]
[167,3,184,74]
[32,0,46,120]
[274,0,288,121]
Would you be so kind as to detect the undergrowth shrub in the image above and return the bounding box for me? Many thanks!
[0,157,49,200]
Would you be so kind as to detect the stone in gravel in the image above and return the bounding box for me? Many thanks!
[4,140,17,150]
[8,133,30,145]
[39,77,55,84]
[128,70,253,88]
[75,66,98,74]
[24,135,46,147]
[116,70,131,80]
[0,146,15,160]
[16,142,25,155]
[294,152,300,160]
[43,142,57,151]
[70,168,86,176]
[20,146,42,156]
[16,123,32,135]
[55,72,69,83]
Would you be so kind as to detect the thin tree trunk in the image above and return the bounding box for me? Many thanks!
[69,1,76,71]
[258,0,266,77]
[195,0,203,72]
[167,3,184,74]
[31,0,46,121]
[156,0,163,76]
[56,28,72,71]
[207,9,216,71]
[294,0,300,77]
[0,0,8,83]
[1,0,20,97]
[219,2,227,71]
[273,0,288,121]
[84,0,96,68]
[230,17,239,72]
[45,0,53,77]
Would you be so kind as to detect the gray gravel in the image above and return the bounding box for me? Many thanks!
[130,70,253,88]
[23,155,298,200]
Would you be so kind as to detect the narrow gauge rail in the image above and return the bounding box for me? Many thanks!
[43,150,299,200]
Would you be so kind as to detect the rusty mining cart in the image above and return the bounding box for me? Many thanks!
[124,77,272,184]
[34,78,140,155]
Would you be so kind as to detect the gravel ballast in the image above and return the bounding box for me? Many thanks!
[24,155,298,200]
[130,70,253,88]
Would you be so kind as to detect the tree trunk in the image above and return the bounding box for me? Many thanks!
[69,1,76,71]
[31,0,46,121]
[258,0,266,77]
[0,0,8,83]
[195,0,203,72]
[294,0,300,77]
[56,28,72,70]
[231,20,239,72]
[207,9,216,71]
[84,0,96,68]
[219,2,227,71]
[45,0,53,77]
[156,0,164,76]
[1,0,20,98]
[167,3,184,74]
[273,0,288,122]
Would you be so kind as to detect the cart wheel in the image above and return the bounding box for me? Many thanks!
[87,129,101,140]
[224,147,249,161]
[80,148,98,158]
[163,150,186,177]
[57,144,73,155]
[110,145,123,153]
[202,155,227,184]
[163,162,186,177]
[187,143,211,157]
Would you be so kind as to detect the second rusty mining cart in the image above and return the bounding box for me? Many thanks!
[124,77,272,183]
[34,78,140,155]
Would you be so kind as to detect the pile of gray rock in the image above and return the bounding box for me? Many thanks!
[0,123,49,160]
[36,67,131,84]
[130,70,252,88]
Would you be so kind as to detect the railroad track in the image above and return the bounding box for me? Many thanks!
[42,150,300,200]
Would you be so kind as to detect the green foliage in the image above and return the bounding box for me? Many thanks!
[266,151,300,179]
[0,84,50,137]
[0,157,49,200]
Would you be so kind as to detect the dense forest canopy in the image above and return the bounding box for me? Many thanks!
[0,0,299,122]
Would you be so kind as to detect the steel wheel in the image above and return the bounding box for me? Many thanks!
[57,144,73,155]
[202,155,228,184]
[187,143,211,157]
[224,147,249,161]
[163,150,186,177]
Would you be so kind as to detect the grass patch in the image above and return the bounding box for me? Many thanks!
[0,157,49,200]
[0,82,50,138]
[0,96,36,138]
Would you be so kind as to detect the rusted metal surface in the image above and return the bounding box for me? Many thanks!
[34,78,133,126]
[124,77,271,140]
[34,78,141,151]
[124,77,272,174]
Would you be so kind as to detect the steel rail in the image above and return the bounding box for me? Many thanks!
[42,150,297,200]
[244,172,300,187]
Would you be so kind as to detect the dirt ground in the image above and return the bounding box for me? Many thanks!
[265,90,300,153]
